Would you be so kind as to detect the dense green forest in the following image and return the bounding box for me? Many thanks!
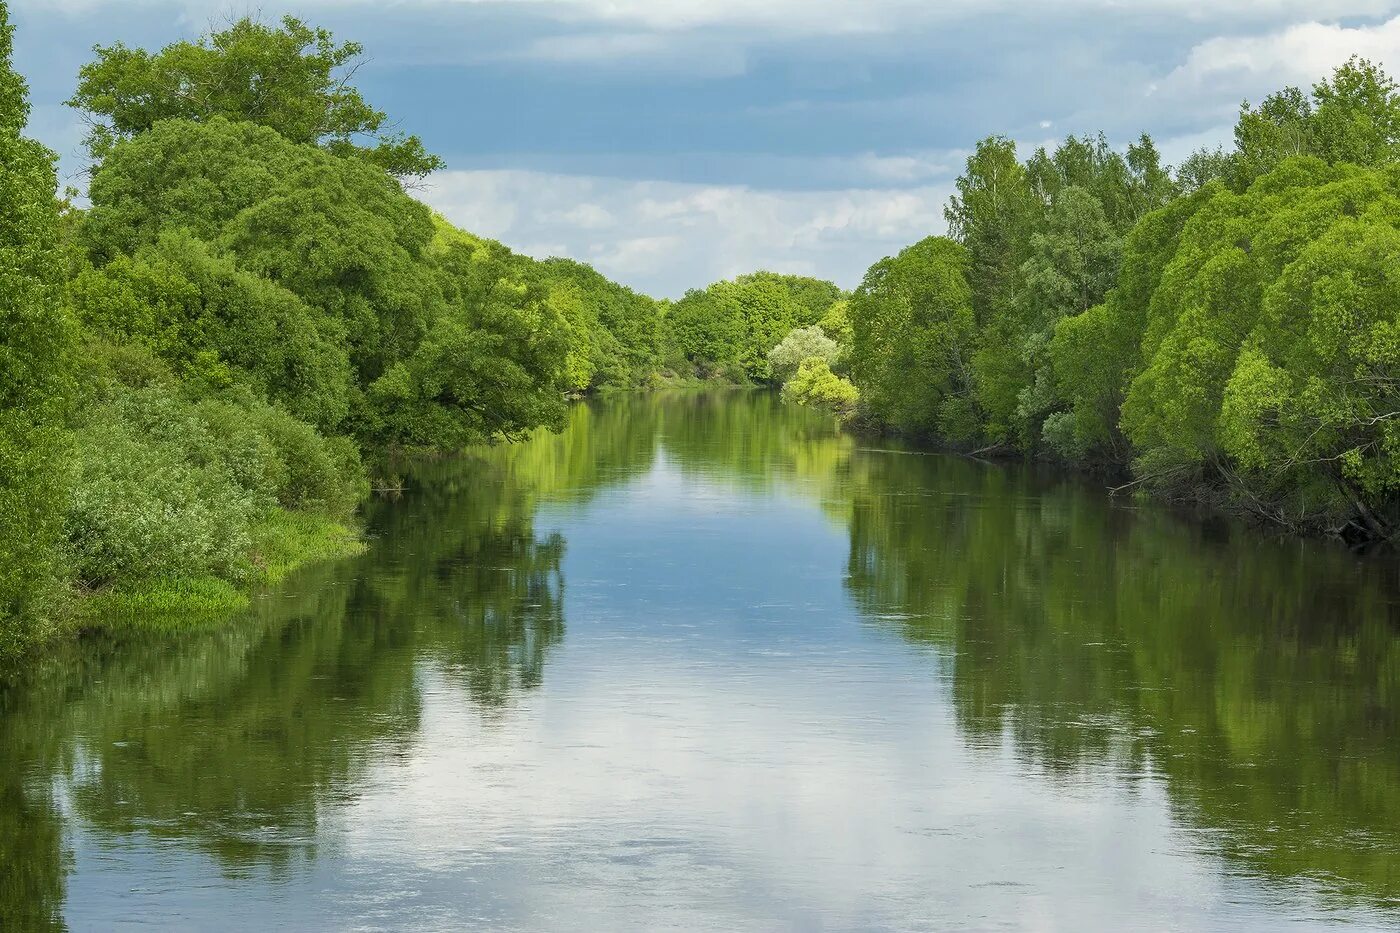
[842,59,1400,541]
[2,1,1398,663]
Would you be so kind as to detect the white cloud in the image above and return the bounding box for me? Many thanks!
[1159,14,1400,100]
[419,169,952,296]
[17,0,1399,34]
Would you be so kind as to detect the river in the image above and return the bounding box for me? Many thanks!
[3,390,1399,931]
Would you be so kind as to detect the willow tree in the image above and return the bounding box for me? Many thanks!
[1121,157,1400,532]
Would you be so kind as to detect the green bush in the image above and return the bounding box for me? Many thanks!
[67,408,258,587]
[782,357,859,412]
[64,378,367,589]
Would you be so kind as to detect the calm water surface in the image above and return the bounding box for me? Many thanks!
[3,391,1400,931]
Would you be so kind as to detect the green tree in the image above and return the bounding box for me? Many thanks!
[1120,157,1400,531]
[768,325,841,384]
[664,286,746,378]
[366,240,569,448]
[663,274,828,381]
[68,15,442,178]
[945,136,1036,329]
[535,257,661,388]
[68,232,353,431]
[1231,58,1400,189]
[0,0,71,661]
[1045,187,1214,462]
[849,237,978,438]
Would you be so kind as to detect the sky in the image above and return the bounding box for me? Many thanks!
[11,0,1400,297]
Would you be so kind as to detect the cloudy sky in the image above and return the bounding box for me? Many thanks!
[11,0,1400,296]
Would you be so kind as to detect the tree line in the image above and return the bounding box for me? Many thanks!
[841,58,1400,542]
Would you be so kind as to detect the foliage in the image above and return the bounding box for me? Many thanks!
[81,116,572,449]
[0,6,677,662]
[1121,158,1400,530]
[68,231,352,431]
[818,299,853,346]
[844,58,1400,535]
[768,325,841,384]
[849,237,978,438]
[0,1,70,661]
[664,273,844,381]
[65,376,367,589]
[781,357,859,412]
[535,256,662,389]
[1045,187,1213,462]
[67,15,442,178]
[1231,57,1400,188]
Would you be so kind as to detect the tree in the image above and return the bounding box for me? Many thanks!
[1309,57,1400,167]
[1231,58,1400,189]
[0,0,70,660]
[946,136,1036,328]
[849,237,978,439]
[82,117,438,386]
[536,257,661,387]
[1119,156,1400,530]
[733,272,844,322]
[665,287,746,377]
[69,232,353,431]
[368,241,570,448]
[1009,185,1123,445]
[1045,186,1214,463]
[1233,86,1314,187]
[68,15,442,179]
[1177,146,1233,193]
[768,325,841,384]
[662,273,827,381]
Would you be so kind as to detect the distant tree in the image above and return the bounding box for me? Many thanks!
[769,325,841,384]
[68,15,442,179]
[733,272,844,322]
[664,274,831,381]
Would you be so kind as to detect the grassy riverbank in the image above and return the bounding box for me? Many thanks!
[79,511,367,626]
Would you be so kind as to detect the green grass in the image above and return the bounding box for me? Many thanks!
[248,510,367,586]
[84,575,252,628]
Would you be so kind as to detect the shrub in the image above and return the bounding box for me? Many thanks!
[782,357,860,412]
[64,379,367,589]
[768,325,841,384]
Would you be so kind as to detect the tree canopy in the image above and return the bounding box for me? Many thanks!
[68,15,442,178]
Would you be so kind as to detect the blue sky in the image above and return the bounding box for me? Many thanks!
[12,0,1400,296]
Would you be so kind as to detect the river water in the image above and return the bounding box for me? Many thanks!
[3,391,1399,931]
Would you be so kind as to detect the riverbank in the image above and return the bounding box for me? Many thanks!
[846,411,1392,548]
[0,509,366,679]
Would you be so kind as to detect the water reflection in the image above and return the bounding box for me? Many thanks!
[845,447,1400,910]
[0,391,1398,929]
